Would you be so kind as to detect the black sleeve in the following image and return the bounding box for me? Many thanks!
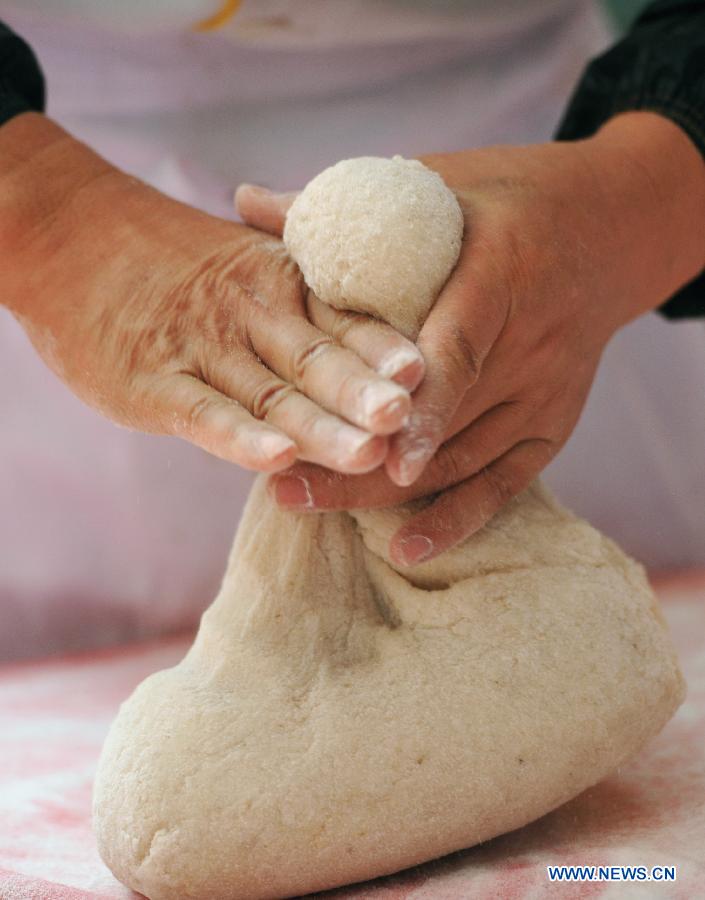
[555,0,705,320]
[0,20,46,128]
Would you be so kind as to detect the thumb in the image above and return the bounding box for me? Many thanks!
[386,252,509,487]
[234,184,298,237]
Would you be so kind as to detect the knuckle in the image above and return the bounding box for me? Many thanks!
[500,224,542,309]
[182,245,242,304]
[186,393,219,435]
[444,324,483,387]
[291,336,334,382]
[434,443,465,487]
[298,409,328,442]
[253,252,306,314]
[480,463,514,508]
[531,413,563,444]
[303,289,329,327]
[328,310,362,343]
[336,371,361,408]
[251,379,295,421]
[426,493,465,540]
[525,436,559,465]
[509,393,544,424]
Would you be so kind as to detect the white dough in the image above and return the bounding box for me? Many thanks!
[283,156,463,339]
[93,158,684,900]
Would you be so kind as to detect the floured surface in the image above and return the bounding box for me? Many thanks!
[0,573,703,899]
[91,479,683,899]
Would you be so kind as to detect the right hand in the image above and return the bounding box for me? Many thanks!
[237,112,705,561]
[1,116,425,474]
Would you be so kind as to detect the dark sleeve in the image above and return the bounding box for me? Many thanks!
[555,0,705,320]
[0,20,46,128]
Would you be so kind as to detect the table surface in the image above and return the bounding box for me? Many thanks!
[1,572,704,900]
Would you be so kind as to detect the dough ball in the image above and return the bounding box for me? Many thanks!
[283,156,463,340]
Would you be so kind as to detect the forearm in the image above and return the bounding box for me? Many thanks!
[0,112,254,345]
[581,110,705,330]
[0,21,162,331]
[0,113,116,311]
[556,0,705,320]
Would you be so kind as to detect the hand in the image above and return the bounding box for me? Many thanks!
[1,115,425,474]
[237,112,705,561]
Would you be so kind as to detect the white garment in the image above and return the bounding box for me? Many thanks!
[1,0,703,662]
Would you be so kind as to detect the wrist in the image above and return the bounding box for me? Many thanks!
[0,114,251,333]
[579,111,705,330]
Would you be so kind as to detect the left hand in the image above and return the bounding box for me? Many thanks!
[236,112,705,566]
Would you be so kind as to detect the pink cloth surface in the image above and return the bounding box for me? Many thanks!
[0,573,703,900]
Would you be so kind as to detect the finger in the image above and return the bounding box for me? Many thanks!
[208,354,388,474]
[269,401,523,510]
[389,438,556,566]
[386,247,510,487]
[245,304,411,435]
[235,191,424,393]
[305,293,425,393]
[234,184,297,237]
[236,187,424,393]
[156,372,298,471]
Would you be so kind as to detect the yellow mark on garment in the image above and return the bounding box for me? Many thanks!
[194,0,242,32]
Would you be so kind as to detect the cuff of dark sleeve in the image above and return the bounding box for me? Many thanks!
[0,22,46,128]
[0,87,37,127]
[659,276,705,319]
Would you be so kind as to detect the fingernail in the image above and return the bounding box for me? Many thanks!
[236,182,266,196]
[396,439,435,486]
[385,399,410,428]
[273,474,314,508]
[276,190,299,208]
[360,382,408,428]
[378,347,424,379]
[256,431,296,461]
[336,429,387,471]
[397,534,434,566]
[339,427,375,460]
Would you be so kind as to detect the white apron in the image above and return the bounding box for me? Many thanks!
[1,0,703,661]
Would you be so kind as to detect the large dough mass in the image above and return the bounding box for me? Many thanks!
[93,158,684,900]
